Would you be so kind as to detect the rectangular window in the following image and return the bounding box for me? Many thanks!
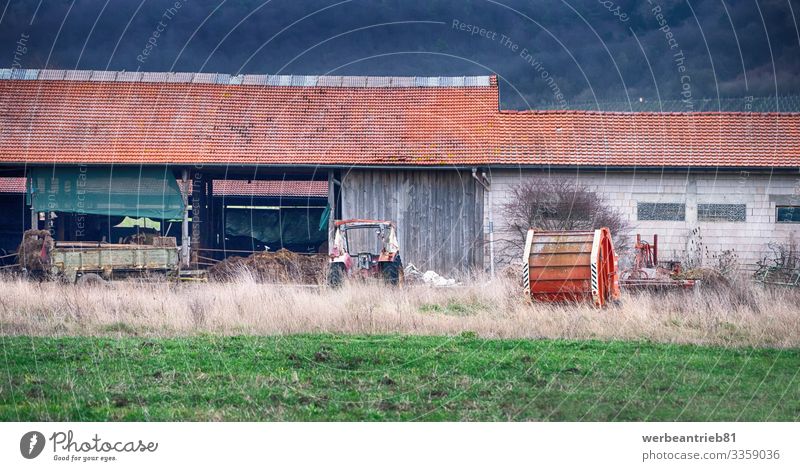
[637,202,685,221]
[777,206,800,223]
[698,203,746,222]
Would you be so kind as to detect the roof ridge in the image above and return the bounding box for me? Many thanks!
[499,109,800,116]
[0,68,496,88]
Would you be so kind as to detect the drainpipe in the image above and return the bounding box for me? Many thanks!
[181,169,190,268]
[472,168,494,278]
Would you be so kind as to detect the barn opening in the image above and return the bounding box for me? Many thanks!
[213,179,329,257]
[2,167,332,268]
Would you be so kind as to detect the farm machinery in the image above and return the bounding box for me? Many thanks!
[618,234,696,291]
[328,219,403,287]
[522,230,699,308]
[522,228,620,308]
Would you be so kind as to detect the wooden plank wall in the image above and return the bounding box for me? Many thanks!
[340,169,484,276]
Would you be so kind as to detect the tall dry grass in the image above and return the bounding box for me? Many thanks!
[0,273,798,348]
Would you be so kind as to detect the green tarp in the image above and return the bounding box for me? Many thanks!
[319,205,330,231]
[27,167,184,219]
[225,208,326,247]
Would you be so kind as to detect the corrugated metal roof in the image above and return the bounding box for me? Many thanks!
[0,69,493,88]
[116,71,142,82]
[191,73,217,84]
[167,72,195,83]
[90,70,117,81]
[64,70,92,81]
[38,69,66,80]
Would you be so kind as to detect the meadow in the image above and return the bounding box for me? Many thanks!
[1,335,797,421]
[1,277,798,421]
[0,276,798,348]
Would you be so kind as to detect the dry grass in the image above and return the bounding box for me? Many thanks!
[1,273,798,348]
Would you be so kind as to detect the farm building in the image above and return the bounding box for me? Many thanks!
[1,69,799,275]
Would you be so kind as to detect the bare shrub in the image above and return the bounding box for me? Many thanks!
[676,227,745,291]
[711,248,740,279]
[681,227,707,270]
[501,177,632,258]
[667,229,759,310]
[755,232,800,284]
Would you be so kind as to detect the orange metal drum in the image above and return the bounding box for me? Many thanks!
[523,228,620,308]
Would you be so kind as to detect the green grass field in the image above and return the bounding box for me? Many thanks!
[1,335,798,421]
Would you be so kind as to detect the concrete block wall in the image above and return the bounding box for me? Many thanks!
[483,169,800,272]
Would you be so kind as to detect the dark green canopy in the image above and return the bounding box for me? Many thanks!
[27,166,185,219]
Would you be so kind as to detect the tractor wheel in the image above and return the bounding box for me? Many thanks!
[76,273,106,287]
[328,264,345,288]
[382,260,403,286]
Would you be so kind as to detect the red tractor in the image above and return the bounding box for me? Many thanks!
[328,219,403,287]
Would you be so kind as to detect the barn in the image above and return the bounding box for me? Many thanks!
[1,69,799,274]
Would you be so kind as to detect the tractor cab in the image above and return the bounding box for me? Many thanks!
[328,219,402,286]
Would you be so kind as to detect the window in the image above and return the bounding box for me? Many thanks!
[637,202,685,221]
[777,206,800,223]
[698,204,746,222]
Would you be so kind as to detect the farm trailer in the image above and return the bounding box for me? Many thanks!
[18,231,190,283]
[47,241,183,283]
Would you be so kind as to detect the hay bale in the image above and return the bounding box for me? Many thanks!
[17,229,54,273]
[207,256,247,281]
[208,249,326,284]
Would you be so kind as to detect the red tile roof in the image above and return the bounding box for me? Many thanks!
[1,71,798,168]
[0,177,25,193]
[494,110,800,167]
[212,180,327,198]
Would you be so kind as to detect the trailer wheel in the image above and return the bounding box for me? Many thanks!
[328,264,345,288]
[76,273,106,287]
[382,260,403,286]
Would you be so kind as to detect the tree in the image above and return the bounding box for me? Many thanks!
[500,177,632,257]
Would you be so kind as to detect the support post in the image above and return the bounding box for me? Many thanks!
[44,211,53,236]
[653,234,658,266]
[327,171,335,254]
[27,173,38,231]
[191,170,203,268]
[206,178,214,254]
[181,169,190,268]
